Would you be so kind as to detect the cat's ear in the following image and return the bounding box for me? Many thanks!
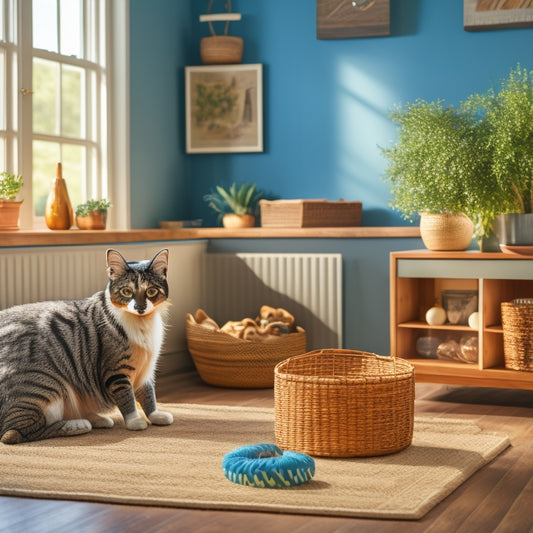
[106,249,130,280]
[149,249,169,278]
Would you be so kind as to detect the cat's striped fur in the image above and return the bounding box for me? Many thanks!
[0,248,173,444]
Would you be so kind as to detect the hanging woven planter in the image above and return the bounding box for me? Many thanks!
[200,0,243,65]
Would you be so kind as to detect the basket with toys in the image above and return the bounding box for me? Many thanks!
[186,306,307,388]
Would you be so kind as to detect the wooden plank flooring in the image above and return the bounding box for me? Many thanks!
[1,371,533,533]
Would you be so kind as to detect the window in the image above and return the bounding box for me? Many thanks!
[0,0,129,229]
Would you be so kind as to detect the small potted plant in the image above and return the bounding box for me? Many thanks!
[203,182,261,228]
[0,171,24,230]
[75,198,111,230]
[463,64,533,247]
[381,99,482,250]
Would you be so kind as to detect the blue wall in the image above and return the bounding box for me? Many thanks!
[129,0,191,229]
[128,1,533,352]
[129,0,533,228]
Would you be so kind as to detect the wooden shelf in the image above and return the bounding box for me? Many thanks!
[391,250,533,390]
[0,226,421,247]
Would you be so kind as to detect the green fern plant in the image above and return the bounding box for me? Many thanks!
[462,64,533,216]
[381,99,483,220]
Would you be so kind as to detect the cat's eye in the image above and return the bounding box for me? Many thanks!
[146,288,159,298]
[120,287,134,298]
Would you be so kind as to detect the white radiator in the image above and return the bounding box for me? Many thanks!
[203,253,343,350]
[0,241,207,372]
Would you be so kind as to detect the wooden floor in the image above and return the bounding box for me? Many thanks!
[2,371,533,533]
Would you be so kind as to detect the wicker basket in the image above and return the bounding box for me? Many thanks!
[274,349,415,457]
[260,200,362,228]
[200,36,243,65]
[186,312,306,388]
[501,300,533,371]
[419,213,474,251]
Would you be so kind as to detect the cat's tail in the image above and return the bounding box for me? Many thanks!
[1,418,92,445]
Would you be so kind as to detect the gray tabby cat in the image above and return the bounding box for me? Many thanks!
[0,248,173,444]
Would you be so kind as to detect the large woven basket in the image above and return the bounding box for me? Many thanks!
[186,312,306,388]
[274,349,415,457]
[501,300,533,371]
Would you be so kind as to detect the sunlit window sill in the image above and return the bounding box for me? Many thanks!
[0,226,421,247]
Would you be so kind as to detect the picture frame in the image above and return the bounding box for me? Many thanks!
[464,0,533,31]
[185,64,263,154]
[316,0,390,39]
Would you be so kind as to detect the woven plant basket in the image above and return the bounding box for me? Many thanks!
[419,213,474,251]
[274,349,415,457]
[501,300,533,371]
[200,35,243,65]
[200,0,243,65]
[186,311,306,388]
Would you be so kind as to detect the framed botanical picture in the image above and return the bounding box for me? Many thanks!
[464,0,533,31]
[185,64,263,154]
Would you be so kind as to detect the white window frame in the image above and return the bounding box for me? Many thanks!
[0,0,129,230]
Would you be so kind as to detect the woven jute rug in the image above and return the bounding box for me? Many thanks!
[0,403,510,520]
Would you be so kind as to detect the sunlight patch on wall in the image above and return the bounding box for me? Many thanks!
[335,60,396,207]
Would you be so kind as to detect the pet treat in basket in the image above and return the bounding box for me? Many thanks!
[186,308,306,388]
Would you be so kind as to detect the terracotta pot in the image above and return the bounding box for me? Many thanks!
[419,213,474,251]
[222,213,255,228]
[76,211,107,230]
[44,163,73,230]
[0,200,23,230]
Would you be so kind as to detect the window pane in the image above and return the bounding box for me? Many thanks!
[62,64,83,138]
[60,0,82,58]
[61,144,84,210]
[0,50,4,129]
[0,139,5,171]
[33,58,58,135]
[0,0,4,42]
[33,0,58,53]
[32,140,59,216]
[32,141,84,217]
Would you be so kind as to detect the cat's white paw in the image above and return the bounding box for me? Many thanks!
[61,419,92,436]
[149,410,173,426]
[90,415,114,429]
[125,413,148,431]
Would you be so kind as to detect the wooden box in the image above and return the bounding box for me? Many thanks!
[260,200,362,228]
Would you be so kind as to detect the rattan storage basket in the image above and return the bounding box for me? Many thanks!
[501,300,533,371]
[186,312,306,388]
[274,349,415,457]
[260,200,362,228]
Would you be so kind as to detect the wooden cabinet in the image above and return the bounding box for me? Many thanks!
[390,250,533,389]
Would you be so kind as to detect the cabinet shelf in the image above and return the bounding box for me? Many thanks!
[398,321,475,332]
[391,250,533,390]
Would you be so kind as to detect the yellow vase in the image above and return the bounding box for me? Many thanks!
[44,163,73,230]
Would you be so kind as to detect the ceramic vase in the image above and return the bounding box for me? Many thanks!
[44,163,73,230]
